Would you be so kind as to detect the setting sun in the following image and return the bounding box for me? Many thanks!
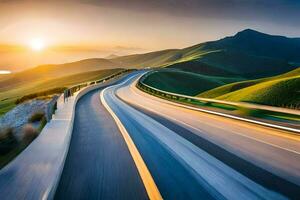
[29,38,45,51]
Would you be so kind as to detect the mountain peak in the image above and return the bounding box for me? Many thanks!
[105,54,119,59]
[239,28,259,33]
[234,29,267,37]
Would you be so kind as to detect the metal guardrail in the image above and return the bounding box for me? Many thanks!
[43,69,134,123]
[63,69,135,101]
[137,72,300,133]
[139,73,300,116]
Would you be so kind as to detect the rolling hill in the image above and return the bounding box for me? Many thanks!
[204,29,300,63]
[0,68,123,116]
[1,28,299,115]
[199,68,300,109]
[132,29,300,109]
[142,69,245,96]
[111,49,181,68]
[113,29,300,78]
[0,58,120,92]
[2,28,298,93]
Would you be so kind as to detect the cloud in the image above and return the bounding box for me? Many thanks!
[83,0,300,26]
[2,0,300,26]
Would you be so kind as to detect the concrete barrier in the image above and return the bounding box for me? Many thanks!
[0,74,128,200]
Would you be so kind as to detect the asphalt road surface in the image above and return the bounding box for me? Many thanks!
[55,71,300,200]
[55,73,148,200]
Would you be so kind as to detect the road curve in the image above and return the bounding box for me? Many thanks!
[101,72,300,199]
[54,73,148,200]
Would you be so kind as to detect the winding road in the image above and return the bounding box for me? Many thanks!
[55,71,300,200]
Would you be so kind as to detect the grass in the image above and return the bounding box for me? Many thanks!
[199,67,300,109]
[0,144,24,169]
[110,29,298,80]
[164,58,239,77]
[0,100,15,116]
[191,50,294,78]
[217,76,300,108]
[28,112,45,123]
[15,87,66,104]
[0,124,41,169]
[38,117,47,132]
[0,58,120,92]
[2,29,299,115]
[0,128,20,169]
[0,128,17,155]
[138,80,300,127]
[0,68,123,117]
[142,69,244,96]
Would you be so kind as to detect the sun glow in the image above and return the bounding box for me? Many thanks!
[29,38,45,51]
[0,70,11,74]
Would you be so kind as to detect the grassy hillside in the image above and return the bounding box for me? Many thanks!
[200,68,300,97]
[0,58,120,92]
[0,68,123,116]
[113,29,299,79]
[199,67,300,109]
[112,49,181,68]
[2,28,296,93]
[183,50,292,78]
[1,28,299,114]
[163,59,238,77]
[142,69,244,96]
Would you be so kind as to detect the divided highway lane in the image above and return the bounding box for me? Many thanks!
[102,73,298,199]
[116,77,300,190]
[55,73,148,200]
[115,74,300,199]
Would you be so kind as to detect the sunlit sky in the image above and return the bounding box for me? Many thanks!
[1,0,300,72]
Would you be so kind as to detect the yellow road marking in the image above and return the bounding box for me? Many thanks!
[100,88,163,200]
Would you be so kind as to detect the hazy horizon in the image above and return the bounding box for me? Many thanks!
[1,0,300,72]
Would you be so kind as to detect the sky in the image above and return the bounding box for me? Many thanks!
[0,0,300,72]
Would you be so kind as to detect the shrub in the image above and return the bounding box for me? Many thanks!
[15,87,66,104]
[52,102,57,115]
[22,124,39,144]
[236,107,262,117]
[28,112,45,123]
[0,128,18,155]
[38,117,47,132]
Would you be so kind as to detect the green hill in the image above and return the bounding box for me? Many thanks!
[142,69,244,96]
[0,58,120,92]
[199,68,300,108]
[164,29,299,78]
[205,29,300,63]
[111,49,181,68]
[0,68,123,116]
[113,29,299,79]
[135,29,300,108]
[2,28,297,93]
[1,28,300,114]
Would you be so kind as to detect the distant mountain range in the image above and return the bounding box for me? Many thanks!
[105,54,119,59]
[1,28,300,114]
[205,29,300,63]
[112,29,300,78]
[1,29,300,93]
